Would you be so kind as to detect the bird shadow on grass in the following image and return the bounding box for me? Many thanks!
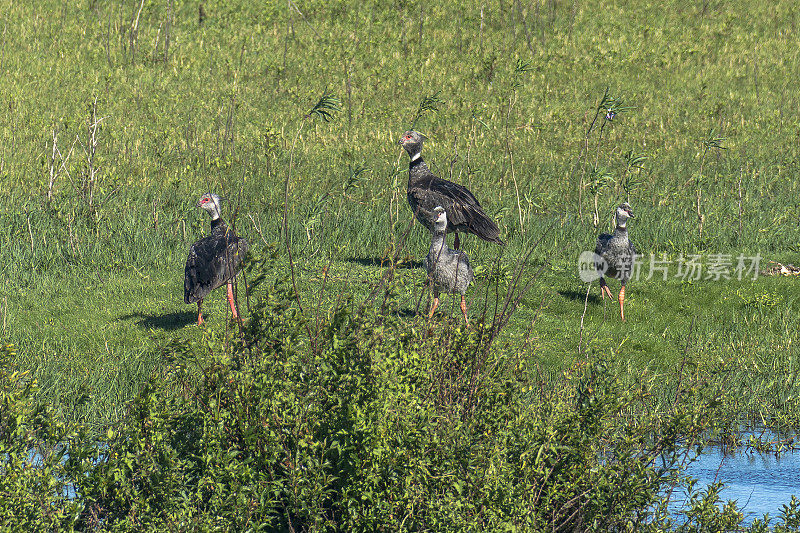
[558,289,602,305]
[120,311,197,331]
[345,256,423,269]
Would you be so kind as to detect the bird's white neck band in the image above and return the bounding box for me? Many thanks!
[410,152,421,162]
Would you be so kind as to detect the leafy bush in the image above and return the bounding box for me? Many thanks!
[0,344,81,531]
[57,267,714,531]
[6,258,797,531]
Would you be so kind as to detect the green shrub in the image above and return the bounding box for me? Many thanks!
[4,265,798,531]
[60,269,715,531]
[0,344,81,531]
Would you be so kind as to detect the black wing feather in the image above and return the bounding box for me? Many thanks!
[595,233,612,256]
[184,227,248,303]
[408,175,503,244]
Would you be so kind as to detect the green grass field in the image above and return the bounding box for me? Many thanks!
[2,0,800,433]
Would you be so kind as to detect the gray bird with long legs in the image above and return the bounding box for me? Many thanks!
[595,202,636,321]
[424,206,475,326]
[184,193,248,325]
[400,130,503,250]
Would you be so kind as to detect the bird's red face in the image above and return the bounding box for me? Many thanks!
[197,194,224,215]
[197,195,212,208]
[399,132,413,146]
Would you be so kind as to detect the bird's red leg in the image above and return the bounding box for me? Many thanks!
[618,285,626,321]
[197,300,204,326]
[227,282,239,319]
[599,278,614,300]
[460,295,470,327]
[428,296,440,319]
[453,233,460,250]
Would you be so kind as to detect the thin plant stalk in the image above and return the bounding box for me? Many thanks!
[281,92,340,327]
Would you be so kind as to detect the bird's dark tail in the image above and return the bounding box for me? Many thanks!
[467,208,504,245]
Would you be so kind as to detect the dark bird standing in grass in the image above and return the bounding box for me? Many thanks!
[399,130,503,250]
[184,193,248,326]
[424,206,475,326]
[595,202,636,321]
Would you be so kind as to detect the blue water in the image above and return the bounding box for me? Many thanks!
[670,445,800,524]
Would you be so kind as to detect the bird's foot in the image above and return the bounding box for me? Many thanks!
[428,297,440,320]
[197,301,204,326]
[460,296,469,327]
[227,283,241,320]
[600,284,614,300]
